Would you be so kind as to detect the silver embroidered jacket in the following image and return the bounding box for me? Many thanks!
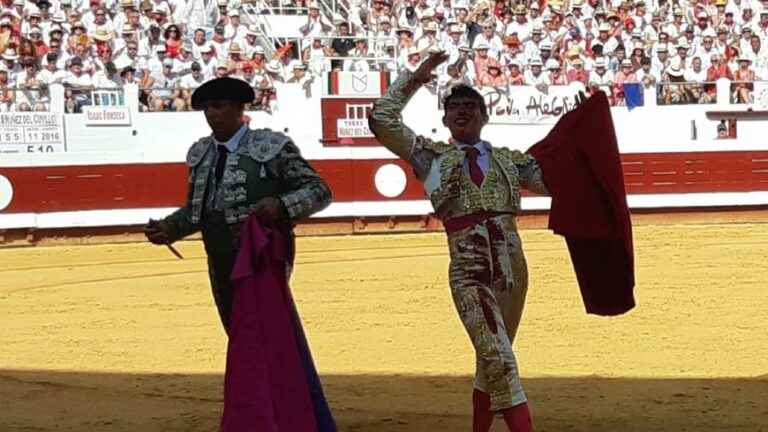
[162,127,332,243]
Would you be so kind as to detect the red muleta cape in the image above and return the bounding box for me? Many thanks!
[527,92,636,316]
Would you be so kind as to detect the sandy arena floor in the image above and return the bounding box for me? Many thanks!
[1,223,767,432]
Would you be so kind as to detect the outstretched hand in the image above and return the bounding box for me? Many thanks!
[412,50,450,84]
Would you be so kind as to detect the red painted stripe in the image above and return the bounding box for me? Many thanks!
[1,151,767,214]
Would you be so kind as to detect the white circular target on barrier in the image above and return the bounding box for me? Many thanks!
[374,163,407,198]
[0,175,12,211]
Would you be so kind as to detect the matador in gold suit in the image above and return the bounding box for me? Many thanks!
[369,54,548,432]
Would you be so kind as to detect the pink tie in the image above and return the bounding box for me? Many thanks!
[464,146,485,187]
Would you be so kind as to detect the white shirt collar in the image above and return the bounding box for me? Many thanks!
[453,139,490,154]
[213,123,249,153]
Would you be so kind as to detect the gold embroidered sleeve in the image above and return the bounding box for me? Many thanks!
[368,70,447,179]
[496,148,549,196]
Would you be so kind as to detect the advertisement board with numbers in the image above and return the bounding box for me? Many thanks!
[0,113,65,154]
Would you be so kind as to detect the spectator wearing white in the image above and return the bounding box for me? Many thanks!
[396,25,415,51]
[36,0,54,36]
[596,22,619,54]
[63,56,93,88]
[523,25,544,63]
[148,57,180,110]
[547,58,567,85]
[755,10,768,41]
[538,40,554,66]
[145,24,165,54]
[378,40,398,74]
[210,25,229,59]
[92,61,122,87]
[224,9,246,42]
[413,8,435,41]
[113,0,136,38]
[635,56,659,88]
[371,16,395,57]
[241,25,260,59]
[693,11,711,38]
[178,60,206,88]
[738,26,754,55]
[747,34,768,76]
[343,37,373,71]
[22,8,43,36]
[473,19,503,59]
[442,24,465,62]
[643,12,662,43]
[723,7,739,34]
[39,53,67,84]
[147,44,166,81]
[198,43,217,79]
[114,39,141,69]
[524,57,550,90]
[190,27,209,60]
[173,42,195,77]
[1,49,21,86]
[697,28,718,69]
[738,4,754,28]
[621,29,643,54]
[299,2,332,38]
[402,45,421,72]
[506,4,531,41]
[684,56,708,81]
[151,5,172,30]
[286,63,314,97]
[664,7,686,40]
[303,37,332,77]
[416,21,440,52]
[589,57,614,96]
[180,0,218,39]
[541,14,564,43]
[672,39,692,70]
[264,60,284,84]
[453,44,476,83]
[85,7,114,37]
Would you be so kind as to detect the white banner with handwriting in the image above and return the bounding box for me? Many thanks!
[478,84,585,125]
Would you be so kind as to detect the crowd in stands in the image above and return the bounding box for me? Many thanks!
[1,0,767,112]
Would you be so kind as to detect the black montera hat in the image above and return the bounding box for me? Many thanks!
[191,77,255,110]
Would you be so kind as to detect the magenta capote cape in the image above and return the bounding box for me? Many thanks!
[220,216,336,432]
[526,92,636,316]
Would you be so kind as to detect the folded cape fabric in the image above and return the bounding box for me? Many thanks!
[221,216,336,432]
[527,92,636,316]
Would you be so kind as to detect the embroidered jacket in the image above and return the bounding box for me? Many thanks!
[163,127,332,243]
[368,70,548,220]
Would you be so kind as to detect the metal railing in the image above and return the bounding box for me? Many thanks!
[0,87,51,112]
[656,81,718,106]
[729,80,757,104]
[241,2,286,59]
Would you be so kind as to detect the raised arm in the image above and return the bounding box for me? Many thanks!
[368,51,449,177]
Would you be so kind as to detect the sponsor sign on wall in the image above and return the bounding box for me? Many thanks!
[321,97,379,146]
[0,113,65,153]
[440,84,585,124]
[325,71,391,96]
[83,106,131,126]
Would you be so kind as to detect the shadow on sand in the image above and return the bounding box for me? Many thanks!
[2,369,766,432]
